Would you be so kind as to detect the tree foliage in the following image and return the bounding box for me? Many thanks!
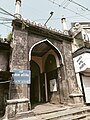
[7,32,12,43]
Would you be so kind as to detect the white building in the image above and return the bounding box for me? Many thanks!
[70,22,90,104]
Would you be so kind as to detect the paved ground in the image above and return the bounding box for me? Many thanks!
[32,102,69,115]
[1,103,90,120]
[17,116,44,120]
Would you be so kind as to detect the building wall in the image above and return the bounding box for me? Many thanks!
[10,29,29,114]
[10,20,84,115]
[62,41,83,104]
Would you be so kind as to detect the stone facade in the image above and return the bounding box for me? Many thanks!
[9,19,84,115]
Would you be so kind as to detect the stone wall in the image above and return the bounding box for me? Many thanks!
[10,20,84,116]
[62,41,83,104]
[10,29,29,114]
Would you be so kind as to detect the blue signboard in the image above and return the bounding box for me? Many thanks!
[12,70,31,84]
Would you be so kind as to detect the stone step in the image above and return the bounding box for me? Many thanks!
[6,106,90,120]
[8,110,35,120]
[55,112,90,120]
[38,106,90,120]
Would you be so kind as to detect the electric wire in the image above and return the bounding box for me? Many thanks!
[0,7,14,29]
[0,7,16,19]
[0,11,9,15]
[0,22,12,24]
[64,1,70,8]
[0,19,12,21]
[33,13,90,22]
[0,17,12,28]
[3,7,29,27]
[67,0,90,12]
[0,7,29,28]
[64,6,90,20]
[48,0,90,21]
[0,2,90,30]
[0,17,12,21]
[0,1,90,23]
[0,23,12,28]
[60,0,68,6]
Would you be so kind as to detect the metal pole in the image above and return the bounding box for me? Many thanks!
[44,11,54,26]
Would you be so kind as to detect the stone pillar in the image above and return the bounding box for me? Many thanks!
[9,28,30,116]
[57,66,70,104]
[62,41,84,104]
[57,67,62,103]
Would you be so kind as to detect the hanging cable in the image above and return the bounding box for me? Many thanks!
[0,22,12,24]
[0,17,12,21]
[48,0,90,21]
[60,0,68,6]
[0,11,9,15]
[33,13,90,22]
[64,6,90,20]
[64,1,70,8]
[0,7,16,18]
[68,0,90,12]
[0,7,29,28]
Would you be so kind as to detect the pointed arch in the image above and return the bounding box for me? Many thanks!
[29,39,64,65]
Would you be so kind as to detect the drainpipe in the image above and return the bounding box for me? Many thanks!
[14,0,21,19]
[61,16,69,35]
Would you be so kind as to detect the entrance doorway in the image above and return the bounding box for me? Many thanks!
[29,39,63,105]
[30,60,41,104]
[45,54,57,102]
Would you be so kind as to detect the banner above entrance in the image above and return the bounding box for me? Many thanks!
[12,70,31,84]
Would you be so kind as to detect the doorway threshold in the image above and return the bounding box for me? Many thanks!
[32,102,67,115]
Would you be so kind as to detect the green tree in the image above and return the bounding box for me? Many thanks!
[7,32,12,43]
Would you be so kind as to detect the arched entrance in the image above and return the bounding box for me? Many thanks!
[29,39,63,104]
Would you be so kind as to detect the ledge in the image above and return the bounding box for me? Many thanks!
[7,98,29,105]
[69,93,83,97]
[12,19,73,42]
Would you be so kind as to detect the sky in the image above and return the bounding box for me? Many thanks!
[0,0,90,37]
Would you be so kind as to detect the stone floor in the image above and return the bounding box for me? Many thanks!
[32,102,69,115]
[1,103,90,120]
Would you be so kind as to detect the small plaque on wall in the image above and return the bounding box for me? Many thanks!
[12,70,31,84]
[50,79,57,92]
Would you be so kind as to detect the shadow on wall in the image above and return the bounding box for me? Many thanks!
[0,79,19,118]
[8,80,20,118]
[0,83,10,117]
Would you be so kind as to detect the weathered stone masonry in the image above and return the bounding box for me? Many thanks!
[9,19,84,114]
